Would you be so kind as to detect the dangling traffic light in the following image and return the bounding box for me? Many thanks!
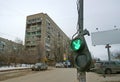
[71,34,92,72]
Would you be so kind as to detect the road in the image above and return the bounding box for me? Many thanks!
[0,68,77,82]
[0,67,120,82]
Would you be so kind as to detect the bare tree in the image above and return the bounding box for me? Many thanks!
[20,50,38,64]
[0,38,24,66]
[36,41,45,62]
[14,38,23,44]
[114,51,120,60]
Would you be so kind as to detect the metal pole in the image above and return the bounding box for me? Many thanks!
[77,69,86,82]
[78,0,83,31]
[77,0,86,81]
[105,44,111,61]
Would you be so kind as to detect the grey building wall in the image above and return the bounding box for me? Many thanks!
[25,13,70,62]
[0,37,23,54]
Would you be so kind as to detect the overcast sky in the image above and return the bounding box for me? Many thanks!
[0,0,120,60]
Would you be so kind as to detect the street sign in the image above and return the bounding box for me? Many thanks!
[91,29,120,45]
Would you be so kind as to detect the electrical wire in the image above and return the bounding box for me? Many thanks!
[0,32,21,41]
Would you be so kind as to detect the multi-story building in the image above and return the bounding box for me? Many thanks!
[0,37,23,54]
[25,13,70,63]
[0,37,24,66]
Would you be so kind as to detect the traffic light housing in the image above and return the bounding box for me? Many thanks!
[71,37,85,51]
[71,35,92,72]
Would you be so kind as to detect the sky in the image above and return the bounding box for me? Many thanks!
[0,0,120,60]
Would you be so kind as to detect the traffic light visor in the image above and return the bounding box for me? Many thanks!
[71,38,82,51]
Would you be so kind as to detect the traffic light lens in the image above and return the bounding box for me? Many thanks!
[71,39,81,51]
[76,55,87,68]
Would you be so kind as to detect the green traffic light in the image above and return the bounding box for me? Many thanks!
[71,39,81,51]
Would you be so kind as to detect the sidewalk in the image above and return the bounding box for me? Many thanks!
[87,72,120,82]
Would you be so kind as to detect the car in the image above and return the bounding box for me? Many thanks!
[62,61,71,68]
[31,63,48,71]
[94,61,120,74]
[55,62,64,68]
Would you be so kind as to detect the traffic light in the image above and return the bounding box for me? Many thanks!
[71,34,92,72]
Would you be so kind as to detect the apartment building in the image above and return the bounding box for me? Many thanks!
[25,13,70,63]
[0,37,23,54]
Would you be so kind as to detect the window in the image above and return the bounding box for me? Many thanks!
[26,32,30,35]
[110,62,116,65]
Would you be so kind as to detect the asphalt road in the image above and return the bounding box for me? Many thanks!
[0,68,77,82]
[0,68,120,82]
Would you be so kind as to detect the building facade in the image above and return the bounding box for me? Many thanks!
[0,37,23,54]
[25,13,70,63]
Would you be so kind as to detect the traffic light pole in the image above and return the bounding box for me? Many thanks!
[77,0,83,31]
[71,0,91,81]
[77,0,86,82]
[77,70,86,82]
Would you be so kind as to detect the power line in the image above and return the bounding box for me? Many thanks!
[0,32,22,41]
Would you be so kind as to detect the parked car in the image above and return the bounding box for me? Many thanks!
[55,62,64,68]
[31,63,48,71]
[63,61,71,68]
[94,61,120,74]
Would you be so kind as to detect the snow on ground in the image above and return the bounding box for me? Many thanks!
[0,64,33,71]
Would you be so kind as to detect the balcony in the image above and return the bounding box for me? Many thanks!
[27,18,42,24]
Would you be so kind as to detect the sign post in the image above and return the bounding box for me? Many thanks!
[105,44,111,61]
